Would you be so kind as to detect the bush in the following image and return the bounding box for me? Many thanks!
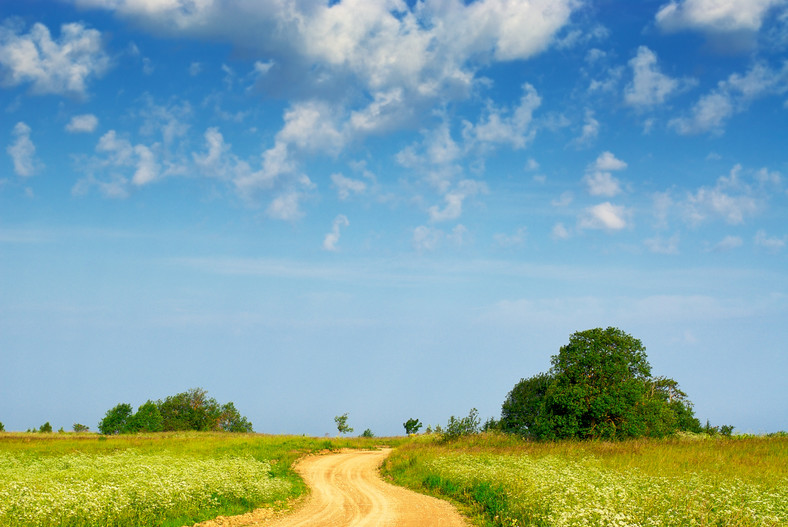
[361,428,375,438]
[73,423,89,432]
[403,418,423,435]
[0,421,4,432]
[442,408,480,442]
[39,422,53,433]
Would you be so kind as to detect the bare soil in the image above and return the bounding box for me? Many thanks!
[194,449,469,527]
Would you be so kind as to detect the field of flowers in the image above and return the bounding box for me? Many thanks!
[0,432,391,527]
[384,434,788,527]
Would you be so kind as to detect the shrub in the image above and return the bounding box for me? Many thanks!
[403,418,423,435]
[0,422,4,432]
[361,428,375,438]
[39,422,53,433]
[442,408,480,442]
[73,423,89,432]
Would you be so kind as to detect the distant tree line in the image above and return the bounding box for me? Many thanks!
[98,388,253,435]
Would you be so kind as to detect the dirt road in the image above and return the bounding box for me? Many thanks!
[264,449,469,527]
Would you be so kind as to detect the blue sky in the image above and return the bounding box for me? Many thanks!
[1,0,786,436]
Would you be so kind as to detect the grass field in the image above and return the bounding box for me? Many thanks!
[383,433,788,527]
[0,432,398,527]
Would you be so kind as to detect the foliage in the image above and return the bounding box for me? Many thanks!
[384,433,788,527]
[441,408,480,442]
[72,423,89,432]
[0,422,4,432]
[403,418,423,435]
[38,422,53,433]
[99,388,253,434]
[501,327,702,440]
[334,413,353,435]
[98,403,134,435]
[361,428,374,438]
[218,402,253,433]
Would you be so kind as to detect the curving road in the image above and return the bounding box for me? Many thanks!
[264,449,468,527]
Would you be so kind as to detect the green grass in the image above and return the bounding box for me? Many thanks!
[0,431,402,527]
[382,433,788,527]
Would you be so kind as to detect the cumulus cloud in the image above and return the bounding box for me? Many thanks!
[656,0,785,33]
[0,21,109,97]
[684,164,762,224]
[428,179,487,222]
[331,173,366,200]
[578,202,629,230]
[323,214,350,251]
[755,229,786,251]
[571,108,599,147]
[583,151,627,197]
[66,113,99,133]
[267,191,303,221]
[551,222,571,239]
[6,122,41,177]
[624,46,692,107]
[670,61,788,134]
[463,83,541,149]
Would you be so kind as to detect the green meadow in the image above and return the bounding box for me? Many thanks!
[0,432,396,527]
[384,433,788,527]
[3,431,787,527]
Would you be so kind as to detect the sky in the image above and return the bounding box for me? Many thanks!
[1,0,787,436]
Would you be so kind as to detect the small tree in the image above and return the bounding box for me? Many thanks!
[218,402,253,432]
[0,421,5,432]
[39,422,53,433]
[334,413,353,435]
[99,403,133,435]
[73,423,89,432]
[129,400,164,433]
[403,418,423,435]
[442,408,480,441]
[361,428,374,438]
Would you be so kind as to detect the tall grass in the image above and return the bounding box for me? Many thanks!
[0,431,399,527]
[383,433,788,527]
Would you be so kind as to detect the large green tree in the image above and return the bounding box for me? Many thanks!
[501,327,700,440]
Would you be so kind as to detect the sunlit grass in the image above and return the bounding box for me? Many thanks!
[383,433,788,527]
[0,431,401,527]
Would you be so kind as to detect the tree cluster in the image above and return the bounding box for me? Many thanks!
[500,327,702,440]
[98,388,253,435]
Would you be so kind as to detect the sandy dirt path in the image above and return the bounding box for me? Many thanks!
[262,448,469,527]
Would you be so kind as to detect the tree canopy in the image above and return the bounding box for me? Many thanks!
[501,327,701,440]
[98,388,252,434]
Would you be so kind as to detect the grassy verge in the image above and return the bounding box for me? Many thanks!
[0,431,402,527]
[382,433,788,527]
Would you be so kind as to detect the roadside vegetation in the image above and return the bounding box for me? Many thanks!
[0,431,401,527]
[383,432,788,527]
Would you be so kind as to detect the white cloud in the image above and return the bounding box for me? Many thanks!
[551,191,574,207]
[323,215,350,251]
[583,151,627,197]
[65,114,99,133]
[428,179,487,222]
[755,230,786,251]
[551,222,571,240]
[624,46,690,107]
[578,202,629,230]
[463,83,541,149]
[412,223,468,251]
[645,234,680,254]
[684,165,761,224]
[670,61,788,134]
[571,109,599,147]
[331,173,366,201]
[0,21,109,97]
[656,0,785,33]
[6,122,41,177]
[494,227,527,248]
[267,192,303,221]
[712,235,744,251]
